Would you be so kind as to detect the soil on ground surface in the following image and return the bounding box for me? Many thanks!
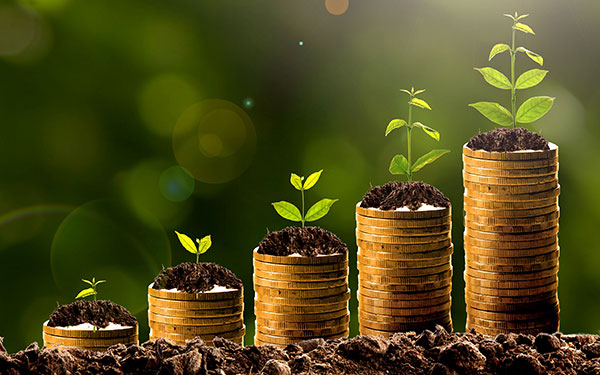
[360,181,450,211]
[258,226,348,257]
[3,327,600,374]
[467,128,550,152]
[153,262,242,293]
[47,300,137,328]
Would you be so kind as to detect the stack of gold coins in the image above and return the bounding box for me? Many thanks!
[42,321,138,351]
[148,286,245,345]
[463,143,560,336]
[355,204,454,336]
[253,249,350,346]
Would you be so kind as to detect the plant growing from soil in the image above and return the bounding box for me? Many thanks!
[175,231,212,264]
[386,87,449,180]
[272,170,338,228]
[76,277,105,301]
[469,12,554,128]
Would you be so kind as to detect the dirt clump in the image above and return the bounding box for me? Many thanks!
[258,226,348,256]
[46,300,137,328]
[467,128,550,152]
[361,181,450,211]
[153,262,242,293]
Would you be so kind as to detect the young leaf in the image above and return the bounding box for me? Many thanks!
[468,102,513,126]
[514,22,535,34]
[413,122,440,141]
[272,201,303,222]
[409,98,432,110]
[197,235,212,254]
[503,13,516,21]
[389,154,410,175]
[411,150,450,173]
[290,173,303,191]
[82,279,94,286]
[399,89,412,95]
[516,47,543,65]
[76,288,96,300]
[175,231,198,254]
[516,14,529,20]
[489,43,510,60]
[413,89,426,95]
[385,119,407,136]
[95,280,106,286]
[303,169,323,190]
[305,199,338,222]
[516,96,555,123]
[475,67,512,89]
[515,69,548,90]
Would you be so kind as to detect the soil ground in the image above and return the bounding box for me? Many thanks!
[258,226,348,257]
[467,128,550,152]
[2,326,600,374]
[152,263,243,293]
[47,300,137,328]
[360,181,450,211]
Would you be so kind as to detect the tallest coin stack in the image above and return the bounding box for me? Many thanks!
[463,143,560,336]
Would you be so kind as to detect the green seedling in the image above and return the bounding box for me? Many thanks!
[386,87,449,180]
[175,231,212,264]
[76,277,105,301]
[470,12,554,128]
[272,170,338,228]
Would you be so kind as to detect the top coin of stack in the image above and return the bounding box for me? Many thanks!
[462,142,560,336]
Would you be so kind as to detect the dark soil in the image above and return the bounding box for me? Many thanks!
[258,227,348,257]
[3,327,600,374]
[47,300,137,329]
[467,128,550,152]
[360,181,450,211]
[152,263,242,293]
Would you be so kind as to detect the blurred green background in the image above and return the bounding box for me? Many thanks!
[1,0,599,352]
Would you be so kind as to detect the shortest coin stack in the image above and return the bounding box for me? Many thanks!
[148,286,245,345]
[253,249,350,346]
[356,203,454,336]
[43,321,138,351]
[463,143,560,336]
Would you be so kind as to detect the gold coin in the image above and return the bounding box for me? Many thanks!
[463,155,558,169]
[466,290,557,304]
[253,275,347,290]
[253,259,348,274]
[359,310,451,324]
[148,304,244,318]
[463,170,557,186]
[465,265,558,281]
[464,180,558,195]
[358,285,451,300]
[358,262,451,277]
[465,186,561,202]
[464,273,557,289]
[256,314,349,331]
[463,195,558,210]
[463,163,558,178]
[149,320,243,335]
[466,305,559,321]
[464,235,558,250]
[465,227,559,242]
[467,296,559,313]
[360,300,451,316]
[254,284,347,299]
[466,258,559,273]
[148,312,242,326]
[148,286,242,302]
[253,268,348,282]
[149,335,243,347]
[356,230,450,245]
[464,203,559,219]
[42,323,137,339]
[148,295,243,310]
[254,300,347,314]
[358,292,450,309]
[465,250,559,266]
[358,245,454,261]
[357,222,451,237]
[255,330,348,346]
[467,313,559,330]
[256,324,348,338]
[466,280,557,297]
[462,144,558,161]
[42,333,137,347]
[255,290,351,306]
[357,238,453,253]
[465,218,559,234]
[360,278,451,293]
[151,326,245,342]
[465,322,559,336]
[464,211,560,227]
[465,242,558,258]
[356,204,450,219]
[359,269,453,284]
[254,308,349,323]
[357,253,451,268]
[360,321,453,336]
[356,214,451,229]
[253,250,347,265]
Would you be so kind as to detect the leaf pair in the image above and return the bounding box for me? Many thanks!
[290,170,321,191]
[76,278,106,300]
[176,231,212,263]
[476,67,548,90]
[470,96,554,126]
[386,120,440,141]
[389,150,450,176]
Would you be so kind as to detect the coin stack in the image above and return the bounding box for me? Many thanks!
[463,143,560,336]
[42,321,138,351]
[148,286,245,345]
[355,204,454,335]
[253,249,350,346]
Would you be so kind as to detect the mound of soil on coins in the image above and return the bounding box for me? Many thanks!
[468,128,550,152]
[153,262,242,293]
[47,300,137,328]
[361,181,450,211]
[3,327,600,374]
[258,226,348,256]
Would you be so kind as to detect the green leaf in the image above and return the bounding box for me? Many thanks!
[515,69,548,90]
[303,169,323,190]
[413,122,440,141]
[503,13,516,21]
[514,22,535,34]
[272,201,302,222]
[516,47,543,66]
[82,279,94,286]
[516,96,555,123]
[389,154,410,175]
[488,43,511,61]
[305,199,338,222]
[385,119,407,136]
[290,173,303,191]
[76,288,96,300]
[95,280,106,286]
[409,98,432,110]
[399,89,412,96]
[516,14,529,20]
[475,67,512,89]
[411,150,450,173]
[413,89,426,95]
[469,102,513,126]
[175,231,198,254]
[197,235,212,254]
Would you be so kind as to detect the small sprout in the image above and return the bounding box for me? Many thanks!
[175,231,212,264]
[76,277,106,302]
[386,87,449,180]
[272,170,338,228]
[470,11,554,128]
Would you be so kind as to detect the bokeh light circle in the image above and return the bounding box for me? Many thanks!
[173,99,256,184]
[159,165,195,202]
[243,97,254,109]
[0,4,37,56]
[325,0,349,15]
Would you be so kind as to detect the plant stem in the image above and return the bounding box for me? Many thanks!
[196,252,199,264]
[407,100,413,181]
[301,187,305,228]
[510,22,517,128]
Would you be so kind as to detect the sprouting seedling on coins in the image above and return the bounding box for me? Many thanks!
[469,12,554,128]
[175,231,212,264]
[386,87,449,180]
[76,277,106,302]
[272,170,338,227]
